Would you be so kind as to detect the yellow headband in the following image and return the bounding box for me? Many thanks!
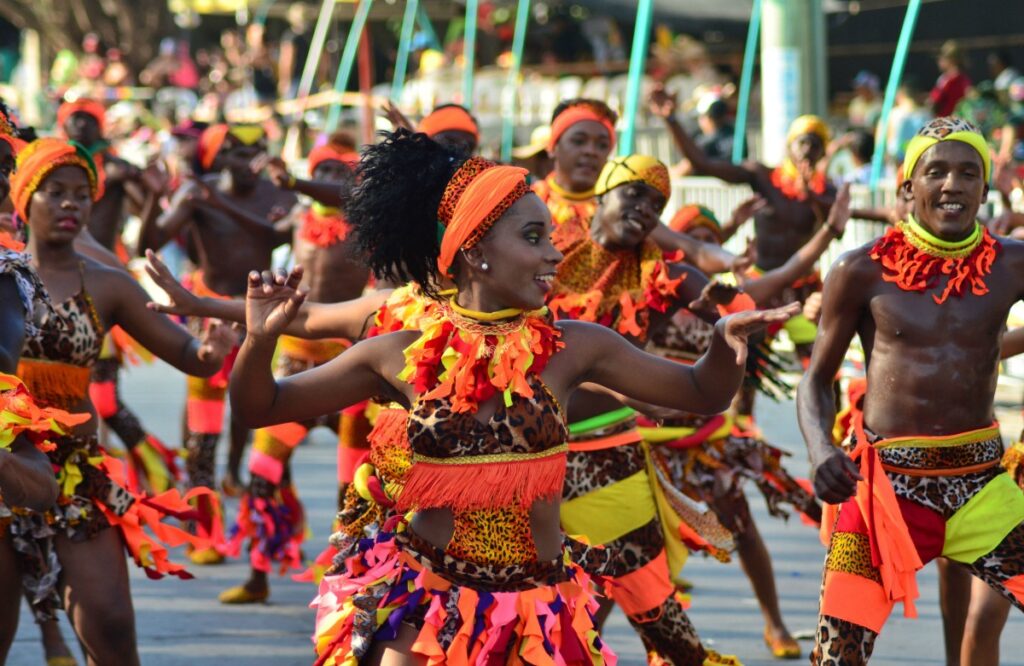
[594,154,671,202]
[903,117,991,183]
[787,114,830,146]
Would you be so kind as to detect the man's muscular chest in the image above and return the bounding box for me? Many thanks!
[870,281,1011,351]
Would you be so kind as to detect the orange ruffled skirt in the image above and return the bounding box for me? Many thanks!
[311,528,616,666]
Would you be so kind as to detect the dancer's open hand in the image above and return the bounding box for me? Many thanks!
[197,319,238,364]
[245,266,307,338]
[810,449,863,504]
[144,249,203,316]
[380,100,414,131]
[717,302,801,366]
[257,155,292,189]
[647,85,677,119]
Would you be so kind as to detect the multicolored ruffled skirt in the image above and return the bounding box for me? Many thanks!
[3,433,221,621]
[311,528,617,666]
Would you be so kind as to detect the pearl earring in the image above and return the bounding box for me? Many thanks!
[481,262,489,271]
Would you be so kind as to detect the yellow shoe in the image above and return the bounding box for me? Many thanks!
[47,658,78,666]
[704,650,743,665]
[218,585,269,604]
[763,629,801,659]
[187,547,224,565]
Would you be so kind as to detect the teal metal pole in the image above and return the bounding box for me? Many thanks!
[500,0,531,163]
[462,0,479,108]
[869,0,922,189]
[392,0,420,102]
[325,0,375,133]
[619,0,655,155]
[732,0,761,164]
[415,4,442,51]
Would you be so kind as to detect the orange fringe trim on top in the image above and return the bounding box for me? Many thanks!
[17,359,91,410]
[869,224,1000,304]
[0,372,90,453]
[397,446,568,513]
[548,238,684,340]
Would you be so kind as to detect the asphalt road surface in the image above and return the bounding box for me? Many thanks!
[8,360,1024,665]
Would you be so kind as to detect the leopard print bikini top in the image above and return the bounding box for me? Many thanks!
[22,262,105,368]
[402,374,569,566]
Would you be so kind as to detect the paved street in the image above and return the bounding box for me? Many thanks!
[8,360,1024,665]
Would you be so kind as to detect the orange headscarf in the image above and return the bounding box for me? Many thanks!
[198,124,265,171]
[57,99,107,134]
[10,139,99,220]
[436,157,529,277]
[668,204,722,240]
[419,106,479,140]
[549,103,616,152]
[307,144,359,177]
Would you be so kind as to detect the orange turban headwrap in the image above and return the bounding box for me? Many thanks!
[57,99,107,135]
[307,145,359,177]
[549,103,616,152]
[668,204,722,240]
[437,157,529,277]
[419,106,479,140]
[11,139,99,221]
[198,124,266,171]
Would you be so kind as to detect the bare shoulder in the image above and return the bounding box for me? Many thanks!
[998,234,1024,268]
[825,243,878,285]
[81,254,132,285]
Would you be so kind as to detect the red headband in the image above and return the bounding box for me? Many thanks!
[308,145,359,177]
[419,107,479,140]
[57,99,107,135]
[548,105,615,152]
[437,158,529,276]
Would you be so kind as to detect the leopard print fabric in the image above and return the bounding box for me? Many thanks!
[407,375,566,460]
[824,532,881,583]
[22,283,104,367]
[886,468,1000,518]
[603,518,665,573]
[446,506,537,565]
[965,521,1024,613]
[877,436,1004,471]
[647,310,713,362]
[627,593,708,666]
[563,438,645,500]
[810,615,877,665]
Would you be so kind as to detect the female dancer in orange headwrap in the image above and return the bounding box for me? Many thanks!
[229,129,798,665]
[3,138,236,665]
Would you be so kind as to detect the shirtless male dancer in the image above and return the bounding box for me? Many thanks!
[140,124,296,562]
[798,117,1024,664]
[649,88,835,357]
[218,136,372,603]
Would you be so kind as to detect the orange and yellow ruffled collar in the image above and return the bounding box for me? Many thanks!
[398,296,563,413]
